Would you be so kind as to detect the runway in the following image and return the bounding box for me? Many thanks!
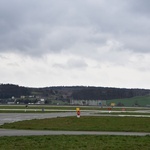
[0,112,78,125]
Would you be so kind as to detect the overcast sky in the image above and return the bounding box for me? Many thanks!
[0,0,150,88]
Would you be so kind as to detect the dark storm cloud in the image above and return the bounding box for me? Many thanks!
[0,0,150,57]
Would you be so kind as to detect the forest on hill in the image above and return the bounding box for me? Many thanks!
[0,84,150,103]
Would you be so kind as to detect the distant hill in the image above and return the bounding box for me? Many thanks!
[0,84,150,104]
[70,87,150,100]
[0,84,30,99]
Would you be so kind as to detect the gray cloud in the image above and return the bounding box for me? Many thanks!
[0,4,150,89]
[53,58,88,70]
[0,0,149,58]
[129,0,150,15]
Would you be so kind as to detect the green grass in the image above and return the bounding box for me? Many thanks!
[0,105,100,110]
[1,116,150,132]
[96,112,150,115]
[0,110,63,113]
[0,105,148,111]
[107,95,150,107]
[0,105,100,113]
[0,135,149,150]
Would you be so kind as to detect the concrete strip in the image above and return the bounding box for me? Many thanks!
[0,129,150,137]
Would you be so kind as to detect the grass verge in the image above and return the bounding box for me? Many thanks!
[0,105,147,111]
[0,135,150,150]
[1,116,150,132]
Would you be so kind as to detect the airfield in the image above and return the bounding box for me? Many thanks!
[0,105,150,137]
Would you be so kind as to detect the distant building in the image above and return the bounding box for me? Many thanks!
[70,99,106,106]
[20,96,25,99]
[29,95,34,98]
[7,101,15,105]
[12,96,15,99]
[36,99,45,104]
[111,103,115,107]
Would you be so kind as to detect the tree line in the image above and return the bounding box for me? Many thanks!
[0,84,150,101]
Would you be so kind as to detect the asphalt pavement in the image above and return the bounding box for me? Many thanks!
[0,112,78,125]
[0,129,150,136]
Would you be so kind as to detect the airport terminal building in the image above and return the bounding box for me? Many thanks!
[70,99,106,106]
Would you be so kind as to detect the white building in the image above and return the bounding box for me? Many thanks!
[36,99,45,104]
[70,99,106,106]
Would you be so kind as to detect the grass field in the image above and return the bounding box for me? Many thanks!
[96,112,150,115]
[0,105,132,110]
[0,135,150,150]
[1,116,150,132]
[0,112,150,149]
[0,104,149,111]
[106,95,150,107]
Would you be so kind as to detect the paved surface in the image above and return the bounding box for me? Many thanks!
[0,111,136,125]
[0,112,79,125]
[0,112,150,137]
[0,129,150,136]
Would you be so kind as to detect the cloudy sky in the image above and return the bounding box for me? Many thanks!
[0,0,150,88]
